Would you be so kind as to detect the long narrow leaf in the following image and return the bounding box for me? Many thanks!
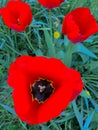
[0,103,16,116]
[43,29,56,57]
[72,100,83,129]
[73,43,97,58]
[82,111,95,130]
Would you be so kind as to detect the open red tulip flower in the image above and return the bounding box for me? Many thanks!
[38,0,64,9]
[62,7,98,43]
[0,0,32,32]
[7,56,83,124]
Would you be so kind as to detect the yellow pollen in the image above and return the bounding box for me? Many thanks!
[85,90,91,96]
[38,85,46,93]
[54,31,60,39]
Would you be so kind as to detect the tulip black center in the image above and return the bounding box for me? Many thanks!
[31,79,54,103]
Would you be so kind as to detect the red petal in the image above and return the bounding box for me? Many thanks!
[1,1,32,32]
[8,56,68,89]
[7,56,83,124]
[64,68,83,101]
[62,7,98,43]
[70,80,83,101]
[38,0,64,8]
[12,89,40,124]
[37,83,73,124]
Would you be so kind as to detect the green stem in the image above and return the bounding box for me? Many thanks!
[64,42,74,67]
[49,9,56,57]
[24,31,36,55]
[49,9,53,42]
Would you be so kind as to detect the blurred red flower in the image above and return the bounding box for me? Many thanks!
[62,7,98,43]
[7,56,83,124]
[38,0,64,9]
[0,0,32,32]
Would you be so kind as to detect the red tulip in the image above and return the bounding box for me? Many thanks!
[62,7,98,43]
[7,56,83,124]
[0,0,32,32]
[38,0,64,9]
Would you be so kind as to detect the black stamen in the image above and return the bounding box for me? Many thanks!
[31,79,54,103]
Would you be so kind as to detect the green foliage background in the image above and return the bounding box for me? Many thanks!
[0,0,98,130]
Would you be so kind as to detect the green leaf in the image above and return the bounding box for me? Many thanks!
[84,98,89,109]
[80,90,91,98]
[73,43,97,58]
[8,125,18,130]
[90,98,98,113]
[56,51,64,60]
[64,42,74,67]
[19,119,27,130]
[36,49,43,56]
[79,53,89,63]
[0,103,16,116]
[89,61,98,70]
[82,111,95,130]
[72,100,83,129]
[64,36,70,46]
[50,120,59,130]
[92,113,98,123]
[43,29,56,57]
[55,112,75,123]
[39,124,50,130]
